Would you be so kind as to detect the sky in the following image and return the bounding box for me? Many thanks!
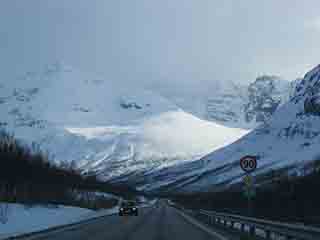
[1,0,320,88]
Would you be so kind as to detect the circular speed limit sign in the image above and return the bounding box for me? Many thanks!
[240,155,257,173]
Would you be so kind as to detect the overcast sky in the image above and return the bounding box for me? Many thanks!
[1,0,320,87]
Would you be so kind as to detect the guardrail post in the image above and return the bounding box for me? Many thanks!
[230,221,234,228]
[265,230,271,239]
[241,223,245,232]
[249,225,255,236]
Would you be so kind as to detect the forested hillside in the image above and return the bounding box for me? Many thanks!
[0,131,136,210]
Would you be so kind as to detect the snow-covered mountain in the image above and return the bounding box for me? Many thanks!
[158,76,293,130]
[0,63,248,182]
[155,80,245,128]
[152,64,320,193]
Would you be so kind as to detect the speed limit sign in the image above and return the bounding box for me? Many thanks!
[240,155,257,173]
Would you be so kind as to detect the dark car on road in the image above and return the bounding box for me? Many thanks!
[119,200,138,216]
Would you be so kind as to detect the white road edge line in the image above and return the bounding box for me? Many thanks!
[173,208,229,240]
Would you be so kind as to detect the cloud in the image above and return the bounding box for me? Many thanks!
[0,0,320,86]
[308,17,320,31]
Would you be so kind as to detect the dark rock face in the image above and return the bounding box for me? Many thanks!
[303,66,320,115]
[304,95,320,115]
[203,76,293,128]
[244,76,285,124]
[120,101,143,110]
[295,65,320,98]
[290,64,320,116]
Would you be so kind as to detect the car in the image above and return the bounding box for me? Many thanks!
[119,200,138,216]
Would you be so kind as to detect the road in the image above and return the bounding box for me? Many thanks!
[22,202,226,240]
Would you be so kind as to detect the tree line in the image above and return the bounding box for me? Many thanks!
[0,131,136,210]
[171,159,320,226]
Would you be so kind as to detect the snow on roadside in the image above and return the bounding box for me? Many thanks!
[0,203,118,240]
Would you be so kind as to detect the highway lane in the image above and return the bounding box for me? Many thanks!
[22,202,225,240]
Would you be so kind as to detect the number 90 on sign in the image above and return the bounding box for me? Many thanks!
[240,156,257,173]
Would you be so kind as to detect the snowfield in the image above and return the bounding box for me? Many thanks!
[1,62,305,192]
[156,75,293,129]
[0,63,248,187]
[0,203,118,239]
[160,65,320,192]
[66,110,248,170]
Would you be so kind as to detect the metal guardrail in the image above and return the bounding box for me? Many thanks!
[189,208,320,240]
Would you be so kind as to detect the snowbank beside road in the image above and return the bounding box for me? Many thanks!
[0,203,118,240]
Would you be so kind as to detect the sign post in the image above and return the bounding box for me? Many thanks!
[240,155,257,216]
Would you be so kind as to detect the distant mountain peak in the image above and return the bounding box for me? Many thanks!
[163,64,320,193]
[0,64,247,187]
[244,75,290,124]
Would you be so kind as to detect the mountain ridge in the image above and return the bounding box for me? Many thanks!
[0,63,248,184]
[154,64,320,193]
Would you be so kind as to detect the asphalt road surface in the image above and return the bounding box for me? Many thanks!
[22,202,225,240]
